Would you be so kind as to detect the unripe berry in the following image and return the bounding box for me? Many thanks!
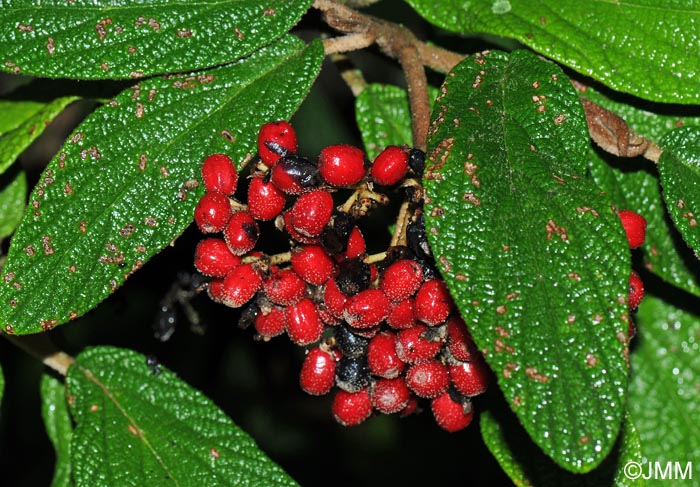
[431,392,474,432]
[285,298,323,346]
[371,145,409,186]
[290,190,334,237]
[263,268,307,306]
[270,155,318,194]
[223,210,259,256]
[367,331,405,379]
[291,245,335,285]
[449,358,490,397]
[629,270,644,310]
[343,289,391,329]
[395,324,442,364]
[220,263,262,308]
[335,355,371,392]
[618,210,647,249]
[405,360,450,398]
[371,378,411,414]
[258,120,298,167]
[381,259,424,302]
[194,238,241,277]
[194,191,232,233]
[201,154,238,195]
[446,316,477,362]
[300,347,336,396]
[332,389,372,426]
[318,144,366,187]
[415,279,453,326]
[254,306,287,339]
[387,298,417,330]
[247,176,286,221]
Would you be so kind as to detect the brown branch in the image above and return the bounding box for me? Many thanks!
[416,42,464,73]
[330,52,368,96]
[4,333,75,376]
[323,32,375,55]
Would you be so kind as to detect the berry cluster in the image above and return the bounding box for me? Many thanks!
[617,209,648,337]
[193,121,489,432]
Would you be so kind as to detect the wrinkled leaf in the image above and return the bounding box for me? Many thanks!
[405,0,700,103]
[481,410,644,487]
[423,50,630,472]
[66,346,298,487]
[581,87,700,297]
[658,127,700,257]
[629,296,700,485]
[0,171,27,239]
[0,0,312,80]
[0,97,78,175]
[0,37,323,334]
[41,374,73,487]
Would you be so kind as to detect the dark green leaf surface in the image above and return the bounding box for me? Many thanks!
[0,37,323,335]
[41,374,73,487]
[481,411,644,487]
[0,171,27,239]
[66,346,298,487]
[0,0,312,80]
[581,87,700,297]
[423,50,630,472]
[405,0,700,103]
[0,97,78,175]
[658,127,700,257]
[629,296,700,485]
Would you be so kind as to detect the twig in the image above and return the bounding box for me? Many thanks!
[323,32,375,55]
[4,333,75,376]
[330,52,368,96]
[390,200,411,247]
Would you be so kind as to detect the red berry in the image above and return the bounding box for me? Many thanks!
[300,347,337,396]
[248,176,286,221]
[387,299,417,330]
[629,270,644,310]
[223,210,259,256]
[220,263,262,308]
[332,389,372,426]
[207,278,225,303]
[201,153,238,195]
[318,144,366,187]
[371,378,411,414]
[618,210,647,249]
[405,360,450,398]
[395,324,442,364]
[381,259,424,302]
[449,358,490,397]
[446,316,477,362]
[194,191,232,233]
[290,190,334,237]
[367,331,405,379]
[285,298,323,346]
[194,238,241,277]
[323,278,348,318]
[345,226,366,259]
[371,145,409,186]
[258,121,298,167]
[415,279,453,326]
[254,306,287,339]
[291,245,335,285]
[263,268,307,306]
[343,289,391,329]
[399,395,420,417]
[283,211,320,244]
[270,156,318,194]
[431,392,474,432]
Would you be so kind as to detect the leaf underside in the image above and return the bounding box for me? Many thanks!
[423,49,630,472]
[0,36,323,334]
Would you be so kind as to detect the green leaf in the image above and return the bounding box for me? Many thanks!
[0,97,78,175]
[405,0,700,104]
[41,374,74,487]
[0,171,27,239]
[423,50,630,472]
[0,36,323,335]
[581,87,700,297]
[629,296,700,485]
[0,361,4,406]
[0,0,312,80]
[66,346,298,487]
[481,410,645,487]
[658,127,700,257]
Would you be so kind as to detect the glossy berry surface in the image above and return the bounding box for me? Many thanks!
[395,324,441,363]
[247,176,286,221]
[291,245,334,285]
[446,317,477,362]
[318,144,366,187]
[220,263,261,308]
[290,190,334,237]
[194,238,241,277]
[263,268,307,306]
[381,259,423,302]
[223,210,259,256]
[300,347,337,396]
[194,191,231,233]
[449,359,490,397]
[254,307,287,339]
[371,378,411,414]
[285,298,323,346]
[343,289,391,329]
[270,155,318,194]
[345,226,366,259]
[415,279,453,326]
[431,392,474,432]
[371,145,409,186]
[201,153,238,195]
[332,389,373,426]
[405,360,450,398]
[335,325,369,359]
[258,120,298,167]
[335,355,371,392]
[387,299,417,330]
[323,278,349,318]
[618,210,647,249]
[367,331,405,379]
[629,270,644,310]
